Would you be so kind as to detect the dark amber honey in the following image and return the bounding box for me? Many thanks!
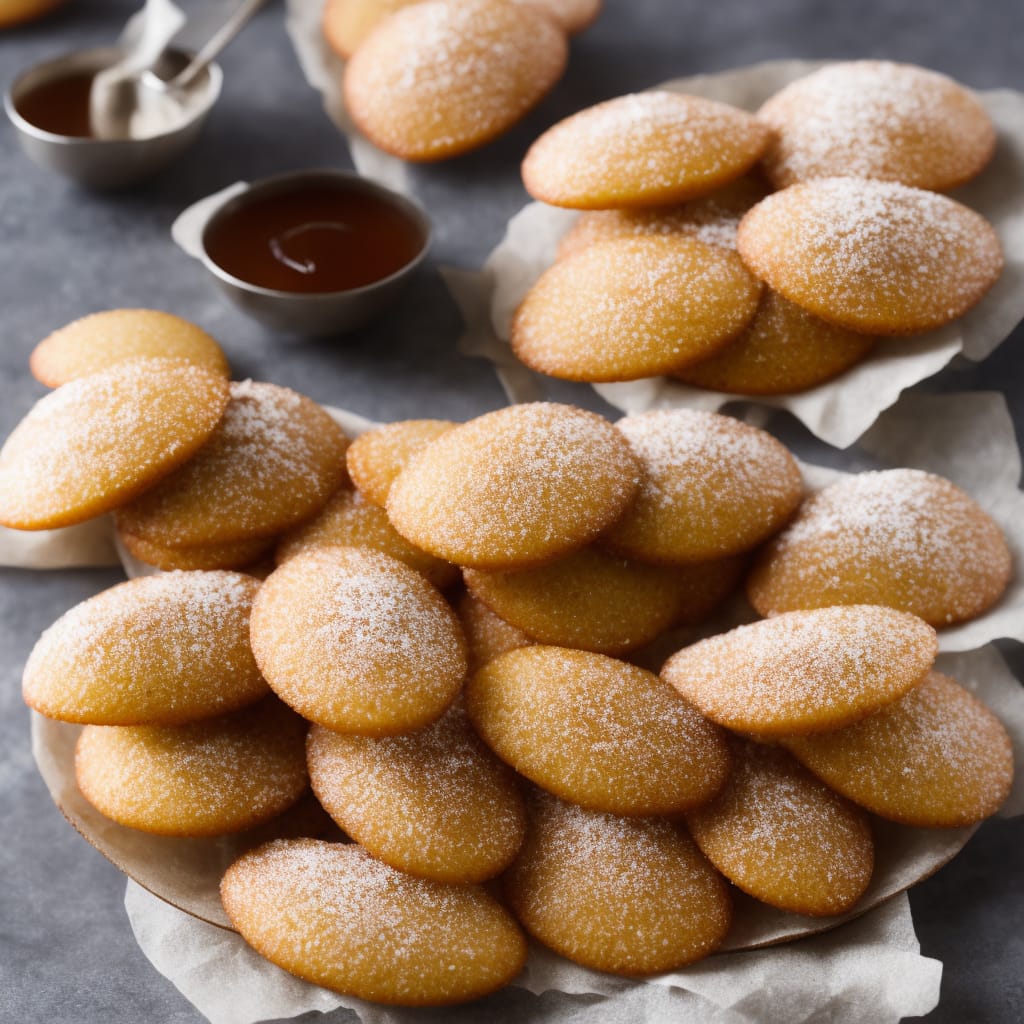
[15,70,96,138]
[204,182,427,294]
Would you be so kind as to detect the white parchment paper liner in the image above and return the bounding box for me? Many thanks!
[468,64,1024,450]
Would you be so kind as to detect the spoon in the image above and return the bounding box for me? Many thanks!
[92,0,267,140]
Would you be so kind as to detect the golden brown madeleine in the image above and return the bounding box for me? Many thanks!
[221,839,527,1005]
[346,419,456,507]
[686,739,874,916]
[511,236,762,382]
[344,0,568,162]
[784,671,1014,828]
[277,486,459,590]
[75,698,308,837]
[0,358,229,531]
[556,173,768,260]
[387,403,640,571]
[466,646,730,815]
[747,468,1013,626]
[464,546,723,656]
[673,290,877,395]
[662,606,938,737]
[307,701,526,883]
[324,0,597,59]
[456,591,533,673]
[118,528,274,572]
[736,177,1003,335]
[602,409,802,564]
[30,309,229,388]
[23,571,267,726]
[522,91,772,210]
[116,380,349,547]
[758,61,996,191]
[251,547,466,736]
[505,791,731,974]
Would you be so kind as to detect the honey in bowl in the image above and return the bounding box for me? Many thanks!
[204,180,429,294]
[14,69,96,138]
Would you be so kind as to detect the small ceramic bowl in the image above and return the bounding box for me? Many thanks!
[171,169,432,337]
[4,46,221,190]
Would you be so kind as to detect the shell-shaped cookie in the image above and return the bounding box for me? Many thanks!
[115,380,349,547]
[662,605,938,736]
[746,468,1012,626]
[522,91,772,210]
[307,701,526,883]
[556,173,768,259]
[221,839,527,1005]
[758,61,996,191]
[277,486,458,589]
[602,409,802,564]
[456,592,533,673]
[23,571,267,725]
[30,309,229,388]
[346,419,455,507]
[673,290,877,395]
[463,546,737,655]
[504,792,731,974]
[0,358,229,531]
[736,177,1003,335]
[75,698,308,836]
[251,547,466,736]
[784,671,1014,828]
[324,0,598,59]
[511,236,762,382]
[466,646,730,815]
[686,739,874,916]
[386,403,640,571]
[343,0,568,162]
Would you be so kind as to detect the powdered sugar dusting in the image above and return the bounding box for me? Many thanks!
[467,645,729,814]
[344,0,567,160]
[116,380,348,546]
[749,468,1012,624]
[512,236,762,381]
[75,699,308,835]
[221,839,524,1002]
[24,571,265,723]
[307,701,526,882]
[687,740,873,915]
[737,176,1003,332]
[0,358,228,529]
[251,548,465,732]
[387,403,640,569]
[523,91,770,207]
[661,605,938,735]
[759,61,995,190]
[604,409,802,561]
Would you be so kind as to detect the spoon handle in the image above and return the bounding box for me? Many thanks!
[168,0,270,91]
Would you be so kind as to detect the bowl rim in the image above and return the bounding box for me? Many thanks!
[3,44,223,147]
[194,168,433,301]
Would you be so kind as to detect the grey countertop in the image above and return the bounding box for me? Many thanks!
[2,1,1023,1022]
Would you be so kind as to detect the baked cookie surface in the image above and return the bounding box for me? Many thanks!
[522,91,772,209]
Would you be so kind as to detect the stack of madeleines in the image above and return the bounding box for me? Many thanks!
[511,60,1004,394]
[326,0,601,161]
[7,309,1015,1004]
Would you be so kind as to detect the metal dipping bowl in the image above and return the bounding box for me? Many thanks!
[172,169,433,337]
[5,46,222,190]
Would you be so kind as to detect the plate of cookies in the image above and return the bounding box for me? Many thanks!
[5,313,1023,1015]
[476,59,1024,448]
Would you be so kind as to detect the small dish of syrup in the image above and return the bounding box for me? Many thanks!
[178,170,431,337]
